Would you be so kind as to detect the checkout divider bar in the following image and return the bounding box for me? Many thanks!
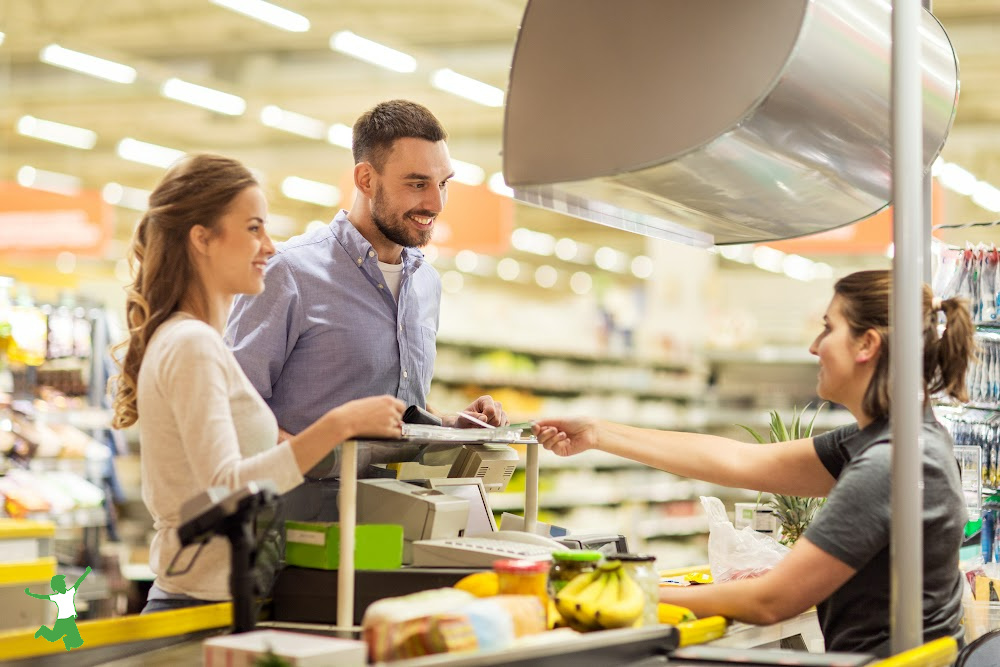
[334,438,542,628]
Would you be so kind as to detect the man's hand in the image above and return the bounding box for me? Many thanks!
[451,395,509,428]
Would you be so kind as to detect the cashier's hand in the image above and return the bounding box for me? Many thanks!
[533,418,598,457]
[450,395,509,428]
[333,395,406,439]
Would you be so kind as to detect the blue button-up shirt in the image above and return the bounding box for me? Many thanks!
[226,211,441,473]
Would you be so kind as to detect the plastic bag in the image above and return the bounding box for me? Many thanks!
[701,496,790,582]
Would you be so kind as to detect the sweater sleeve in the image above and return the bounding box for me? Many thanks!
[157,324,303,494]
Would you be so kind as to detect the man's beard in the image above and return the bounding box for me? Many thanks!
[371,183,434,249]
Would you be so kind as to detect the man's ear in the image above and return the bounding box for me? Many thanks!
[855,328,882,363]
[188,224,211,256]
[354,162,374,198]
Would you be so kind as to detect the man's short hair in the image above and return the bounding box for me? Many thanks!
[352,100,447,171]
[50,574,66,589]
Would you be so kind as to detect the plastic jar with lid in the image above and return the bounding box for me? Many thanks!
[493,558,551,618]
[613,553,659,626]
[548,550,602,597]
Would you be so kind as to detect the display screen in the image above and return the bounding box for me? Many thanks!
[432,483,496,536]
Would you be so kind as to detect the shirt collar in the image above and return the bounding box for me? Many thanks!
[330,209,425,267]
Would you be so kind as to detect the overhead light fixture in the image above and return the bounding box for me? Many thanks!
[454,250,479,273]
[936,162,977,196]
[488,172,512,197]
[450,159,485,186]
[430,69,504,107]
[781,254,816,282]
[102,183,151,211]
[569,271,593,295]
[0,33,5,46]
[330,31,416,73]
[594,246,627,272]
[511,228,555,256]
[327,123,353,149]
[17,115,97,150]
[534,265,558,288]
[497,258,521,281]
[17,166,82,196]
[971,181,1000,213]
[117,137,185,169]
[630,255,653,279]
[260,105,326,139]
[210,0,310,32]
[752,246,786,273]
[554,238,578,261]
[39,44,136,84]
[281,176,339,206]
[162,78,246,116]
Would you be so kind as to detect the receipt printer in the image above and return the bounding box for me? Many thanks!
[357,479,469,564]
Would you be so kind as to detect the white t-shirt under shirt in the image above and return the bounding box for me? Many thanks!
[378,260,404,301]
[137,312,304,600]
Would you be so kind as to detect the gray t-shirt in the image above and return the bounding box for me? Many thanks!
[805,411,965,657]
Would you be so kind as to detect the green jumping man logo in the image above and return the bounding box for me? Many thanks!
[24,565,91,651]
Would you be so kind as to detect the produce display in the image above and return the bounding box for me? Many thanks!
[553,560,646,631]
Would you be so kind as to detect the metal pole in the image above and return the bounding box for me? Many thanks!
[890,0,925,654]
[337,441,357,629]
[923,0,934,285]
[525,443,539,534]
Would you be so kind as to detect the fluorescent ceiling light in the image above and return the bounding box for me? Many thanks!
[161,78,245,116]
[534,265,558,288]
[330,31,416,73]
[117,137,185,168]
[327,123,353,149]
[752,245,786,273]
[39,44,136,84]
[569,271,593,295]
[210,0,309,32]
[17,115,97,150]
[260,105,326,139]
[17,166,82,196]
[454,250,479,273]
[281,176,340,206]
[936,162,977,195]
[782,254,816,282]
[971,181,1000,213]
[102,183,151,211]
[554,238,578,261]
[488,172,512,197]
[431,68,504,107]
[631,255,653,279]
[0,33,5,46]
[450,159,485,186]
[511,228,555,256]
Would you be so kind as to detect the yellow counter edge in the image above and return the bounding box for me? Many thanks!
[0,557,57,585]
[868,636,957,667]
[676,616,728,647]
[0,602,232,660]
[0,519,56,540]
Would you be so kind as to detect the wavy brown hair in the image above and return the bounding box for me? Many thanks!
[833,270,977,421]
[110,154,257,429]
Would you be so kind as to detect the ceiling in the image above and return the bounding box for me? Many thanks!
[1,0,999,264]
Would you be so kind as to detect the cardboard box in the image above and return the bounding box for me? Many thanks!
[203,630,365,667]
[284,521,403,570]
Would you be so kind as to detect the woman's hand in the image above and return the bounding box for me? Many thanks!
[332,395,406,439]
[532,417,598,456]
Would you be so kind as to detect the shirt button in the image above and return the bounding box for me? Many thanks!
[378,284,384,289]
[368,250,375,258]
[399,324,403,331]
[403,370,408,378]
[356,257,363,265]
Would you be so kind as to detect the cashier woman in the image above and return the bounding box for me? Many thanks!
[534,270,976,657]
[111,154,405,612]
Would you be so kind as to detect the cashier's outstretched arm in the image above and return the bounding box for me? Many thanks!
[658,537,855,626]
[532,418,836,498]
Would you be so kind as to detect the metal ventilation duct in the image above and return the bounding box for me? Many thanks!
[502,0,959,247]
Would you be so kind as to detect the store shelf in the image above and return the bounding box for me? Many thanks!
[704,346,818,365]
[438,338,697,372]
[637,516,710,539]
[433,369,700,400]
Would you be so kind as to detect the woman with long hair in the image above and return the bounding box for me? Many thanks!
[111,154,405,612]
[534,270,976,657]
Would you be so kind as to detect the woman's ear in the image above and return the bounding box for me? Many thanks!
[188,224,211,256]
[855,328,883,364]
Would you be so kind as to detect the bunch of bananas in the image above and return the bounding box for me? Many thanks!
[553,560,645,631]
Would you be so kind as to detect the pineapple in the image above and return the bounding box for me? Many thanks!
[738,404,827,546]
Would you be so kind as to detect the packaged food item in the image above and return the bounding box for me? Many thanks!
[548,550,602,597]
[613,553,659,626]
[494,558,550,617]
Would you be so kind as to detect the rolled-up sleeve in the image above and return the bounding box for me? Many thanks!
[226,256,302,401]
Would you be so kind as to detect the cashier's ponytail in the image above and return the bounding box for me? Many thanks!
[833,270,977,421]
[110,154,257,429]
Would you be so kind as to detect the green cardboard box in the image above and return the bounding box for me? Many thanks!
[284,521,403,571]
